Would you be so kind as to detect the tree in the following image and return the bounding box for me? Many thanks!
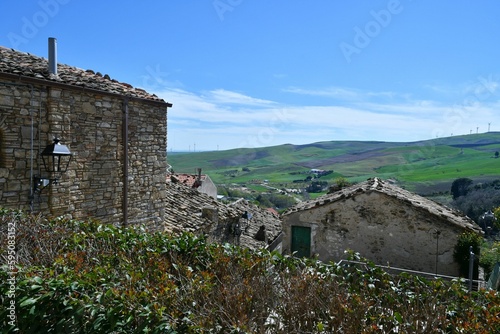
[450,177,473,199]
[453,231,482,278]
[306,181,328,193]
[493,207,500,229]
[451,180,500,226]
[328,177,352,193]
[480,241,500,280]
[495,151,499,158]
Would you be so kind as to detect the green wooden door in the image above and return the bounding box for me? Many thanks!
[291,226,311,258]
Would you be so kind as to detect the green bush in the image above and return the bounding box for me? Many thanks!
[1,209,500,333]
[480,241,500,280]
[453,231,482,278]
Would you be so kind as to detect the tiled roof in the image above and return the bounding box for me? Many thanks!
[163,182,238,234]
[283,177,482,234]
[0,46,166,103]
[266,207,280,217]
[163,182,283,251]
[228,199,283,250]
[170,173,207,188]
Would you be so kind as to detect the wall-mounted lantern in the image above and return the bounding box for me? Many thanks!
[41,138,72,173]
[33,138,72,194]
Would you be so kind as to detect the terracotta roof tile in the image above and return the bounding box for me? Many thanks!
[169,173,207,188]
[0,46,165,103]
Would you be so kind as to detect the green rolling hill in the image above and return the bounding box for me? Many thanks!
[168,132,500,194]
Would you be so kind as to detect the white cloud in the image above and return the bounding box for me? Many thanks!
[156,86,500,151]
[283,86,399,101]
[208,89,276,106]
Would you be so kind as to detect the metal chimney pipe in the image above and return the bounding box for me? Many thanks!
[48,37,57,75]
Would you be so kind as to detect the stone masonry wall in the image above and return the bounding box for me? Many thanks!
[283,191,464,276]
[0,79,167,227]
[126,100,168,227]
[0,83,49,210]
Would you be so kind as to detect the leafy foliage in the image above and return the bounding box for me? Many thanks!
[2,209,500,333]
[493,207,500,229]
[328,177,352,193]
[452,179,500,224]
[480,241,500,280]
[305,180,328,193]
[451,177,473,200]
[453,232,483,278]
[255,193,296,209]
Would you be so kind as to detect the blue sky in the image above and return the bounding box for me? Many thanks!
[2,1,500,151]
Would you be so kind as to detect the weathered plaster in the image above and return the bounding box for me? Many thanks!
[282,178,483,276]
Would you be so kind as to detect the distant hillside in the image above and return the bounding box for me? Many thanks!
[168,132,500,194]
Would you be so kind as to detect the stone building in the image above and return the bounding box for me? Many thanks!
[164,179,282,251]
[281,177,483,277]
[170,169,218,199]
[0,41,172,228]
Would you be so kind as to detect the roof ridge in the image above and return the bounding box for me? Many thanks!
[282,177,482,234]
[0,45,167,104]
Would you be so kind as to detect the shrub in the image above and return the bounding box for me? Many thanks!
[451,177,473,199]
[2,209,500,333]
[480,241,500,280]
[453,231,483,278]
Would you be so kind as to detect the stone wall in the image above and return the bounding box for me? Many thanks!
[282,191,465,276]
[0,79,168,228]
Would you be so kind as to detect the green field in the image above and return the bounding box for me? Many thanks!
[168,133,500,194]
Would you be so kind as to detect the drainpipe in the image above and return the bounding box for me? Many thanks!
[29,86,34,210]
[122,98,129,226]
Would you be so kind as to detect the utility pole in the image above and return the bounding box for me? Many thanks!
[489,122,491,132]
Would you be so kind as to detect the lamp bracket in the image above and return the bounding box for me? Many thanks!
[33,175,59,195]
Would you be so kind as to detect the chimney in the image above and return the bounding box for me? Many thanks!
[193,168,203,188]
[48,37,57,76]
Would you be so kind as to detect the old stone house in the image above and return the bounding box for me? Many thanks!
[164,179,282,251]
[0,40,172,228]
[282,177,483,277]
